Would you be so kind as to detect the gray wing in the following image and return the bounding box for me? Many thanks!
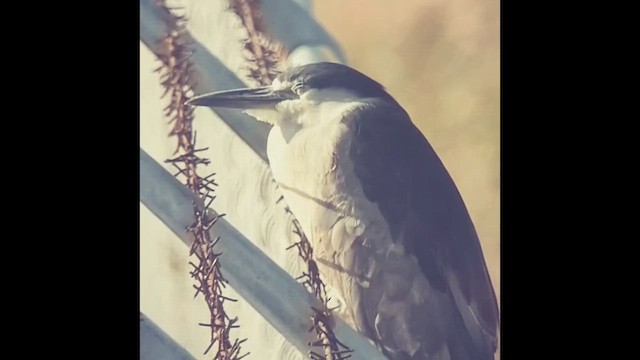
[343,100,499,360]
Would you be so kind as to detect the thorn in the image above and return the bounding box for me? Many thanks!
[308,339,326,347]
[210,236,221,248]
[193,285,203,299]
[205,195,216,209]
[203,339,216,355]
[218,295,238,302]
[236,351,250,360]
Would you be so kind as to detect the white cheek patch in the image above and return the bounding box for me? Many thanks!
[276,99,309,116]
[243,108,281,125]
[274,89,364,128]
[244,88,367,131]
[271,78,292,92]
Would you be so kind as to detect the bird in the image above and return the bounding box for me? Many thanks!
[188,62,499,360]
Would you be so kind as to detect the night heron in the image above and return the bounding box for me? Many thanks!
[188,62,499,360]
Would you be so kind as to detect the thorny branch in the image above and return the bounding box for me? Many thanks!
[229,0,285,86]
[228,0,352,358]
[155,1,247,359]
[284,206,354,360]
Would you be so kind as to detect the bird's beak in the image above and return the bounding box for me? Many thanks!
[187,86,297,109]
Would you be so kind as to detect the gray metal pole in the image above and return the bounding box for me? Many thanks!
[140,312,197,360]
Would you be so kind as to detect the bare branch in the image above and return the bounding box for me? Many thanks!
[155,1,246,358]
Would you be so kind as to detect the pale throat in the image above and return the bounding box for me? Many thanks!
[256,87,362,193]
[243,88,364,137]
[258,89,373,272]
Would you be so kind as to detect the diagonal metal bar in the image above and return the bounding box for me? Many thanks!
[141,312,197,360]
[139,148,387,360]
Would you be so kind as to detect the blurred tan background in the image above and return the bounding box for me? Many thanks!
[314,0,500,305]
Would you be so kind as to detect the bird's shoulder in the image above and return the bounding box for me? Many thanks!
[341,99,499,356]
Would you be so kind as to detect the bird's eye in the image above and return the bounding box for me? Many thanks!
[292,83,308,96]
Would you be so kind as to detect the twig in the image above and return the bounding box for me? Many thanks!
[285,208,354,360]
[156,1,247,359]
[228,0,286,86]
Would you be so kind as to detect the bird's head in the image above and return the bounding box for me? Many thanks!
[187,62,392,129]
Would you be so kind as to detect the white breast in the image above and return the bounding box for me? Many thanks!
[265,99,391,323]
[266,99,380,242]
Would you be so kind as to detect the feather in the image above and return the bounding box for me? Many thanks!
[343,99,499,359]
